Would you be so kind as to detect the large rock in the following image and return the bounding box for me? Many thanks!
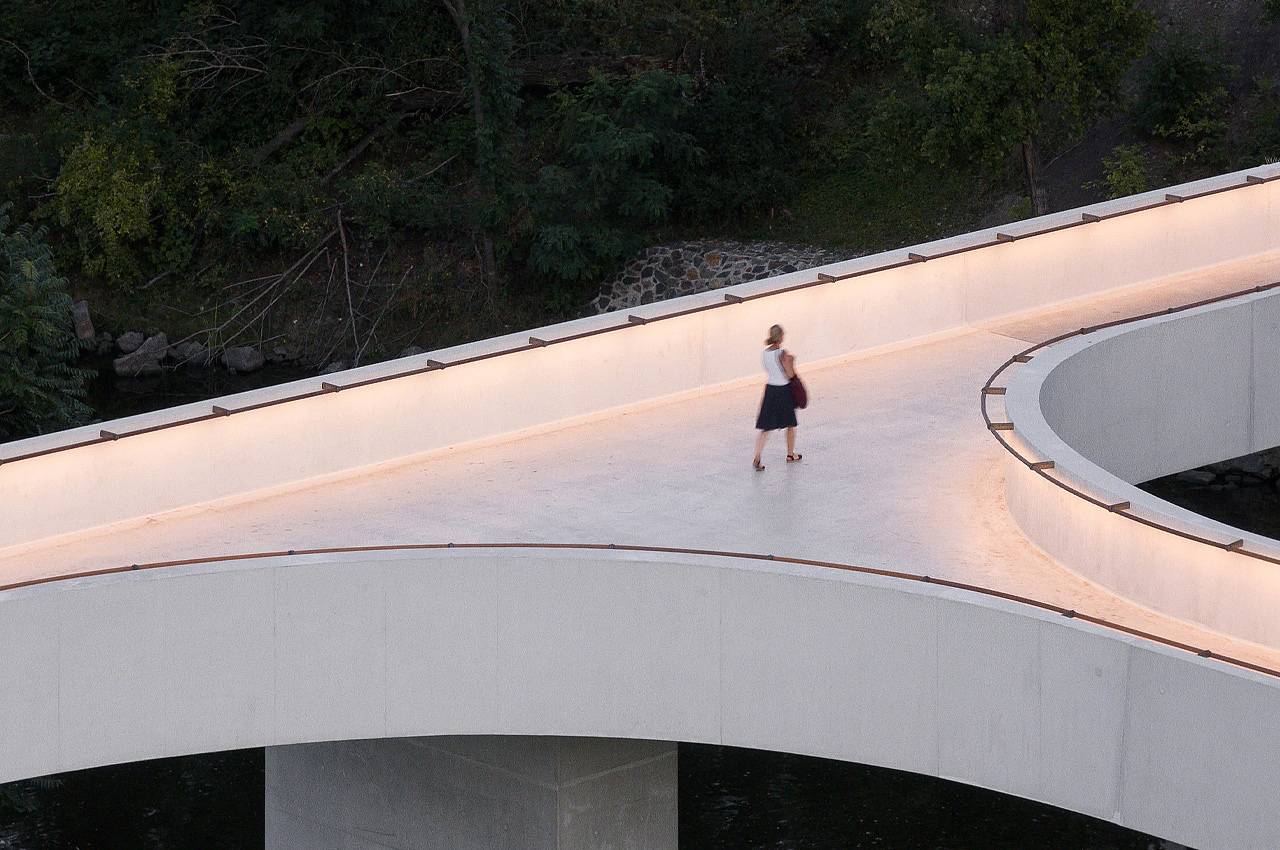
[170,340,215,366]
[116,331,145,354]
[113,333,169,377]
[71,301,95,341]
[222,346,265,373]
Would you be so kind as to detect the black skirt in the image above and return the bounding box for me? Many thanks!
[755,383,798,431]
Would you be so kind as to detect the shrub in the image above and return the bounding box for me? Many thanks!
[1241,77,1280,163]
[41,128,161,286]
[1100,144,1148,198]
[0,207,92,440]
[1133,33,1231,161]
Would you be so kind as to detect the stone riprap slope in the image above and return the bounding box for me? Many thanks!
[590,241,848,314]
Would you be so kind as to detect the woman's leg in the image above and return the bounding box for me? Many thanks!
[785,427,796,457]
[753,430,770,466]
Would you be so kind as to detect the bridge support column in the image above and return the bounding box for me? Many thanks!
[265,735,677,850]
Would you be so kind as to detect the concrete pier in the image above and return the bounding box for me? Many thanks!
[265,736,678,850]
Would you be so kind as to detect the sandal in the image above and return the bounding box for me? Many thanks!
[787,453,803,463]
[753,458,765,471]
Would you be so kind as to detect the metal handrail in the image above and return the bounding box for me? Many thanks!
[3,540,1276,679]
[980,280,1280,570]
[2,171,1275,467]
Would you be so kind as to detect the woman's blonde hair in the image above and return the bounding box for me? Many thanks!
[765,324,784,345]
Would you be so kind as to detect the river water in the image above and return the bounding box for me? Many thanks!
[0,363,1205,849]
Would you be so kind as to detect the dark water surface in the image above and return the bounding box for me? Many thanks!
[680,744,1159,850]
[0,744,1166,850]
[1138,449,1280,541]
[0,750,263,849]
[82,355,317,423]
[0,365,1208,849]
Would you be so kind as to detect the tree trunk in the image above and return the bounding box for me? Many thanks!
[1023,133,1049,216]
[441,0,500,303]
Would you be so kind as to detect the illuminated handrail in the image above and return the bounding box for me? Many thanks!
[3,540,1275,679]
[980,279,1280,568]
[2,171,1276,467]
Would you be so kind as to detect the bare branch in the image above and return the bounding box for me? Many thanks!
[0,39,73,109]
[355,262,409,365]
[250,114,310,167]
[336,211,361,363]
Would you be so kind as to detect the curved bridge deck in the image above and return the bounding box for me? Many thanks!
[8,251,1280,672]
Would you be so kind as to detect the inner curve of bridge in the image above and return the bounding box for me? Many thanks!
[8,252,1280,672]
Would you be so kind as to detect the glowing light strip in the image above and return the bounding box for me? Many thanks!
[1,172,1274,467]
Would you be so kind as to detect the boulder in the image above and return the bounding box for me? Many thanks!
[398,345,426,358]
[170,340,214,366]
[137,332,168,358]
[116,331,145,353]
[113,333,169,377]
[319,360,348,375]
[113,357,164,377]
[1175,470,1216,485]
[1234,454,1266,475]
[71,300,95,341]
[222,346,265,373]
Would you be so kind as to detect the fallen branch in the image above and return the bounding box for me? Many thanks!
[354,264,411,366]
[194,227,338,350]
[336,211,361,362]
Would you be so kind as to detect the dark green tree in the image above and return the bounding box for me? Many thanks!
[524,70,703,285]
[871,0,1154,215]
[441,0,522,306]
[1133,32,1231,164]
[0,207,92,441]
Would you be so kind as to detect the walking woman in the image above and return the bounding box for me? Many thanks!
[752,324,801,470]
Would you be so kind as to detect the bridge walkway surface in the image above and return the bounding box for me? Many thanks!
[6,252,1280,673]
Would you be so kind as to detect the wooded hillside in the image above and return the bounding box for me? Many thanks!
[2,0,1279,436]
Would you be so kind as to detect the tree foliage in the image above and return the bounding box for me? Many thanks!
[1243,77,1280,163]
[525,70,703,283]
[869,0,1154,212]
[0,0,1172,321]
[0,207,91,440]
[1133,32,1232,163]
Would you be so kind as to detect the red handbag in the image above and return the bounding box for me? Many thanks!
[789,374,808,409]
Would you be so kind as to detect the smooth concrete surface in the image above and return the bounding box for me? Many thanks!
[265,736,677,850]
[1,548,1278,850]
[3,165,1280,549]
[1003,289,1280,646]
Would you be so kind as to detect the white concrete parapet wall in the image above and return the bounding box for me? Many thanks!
[0,548,1276,850]
[3,165,1280,549]
[1004,290,1280,648]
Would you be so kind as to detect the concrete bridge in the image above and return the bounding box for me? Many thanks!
[4,165,1280,849]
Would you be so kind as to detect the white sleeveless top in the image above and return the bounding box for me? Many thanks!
[763,347,789,386]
